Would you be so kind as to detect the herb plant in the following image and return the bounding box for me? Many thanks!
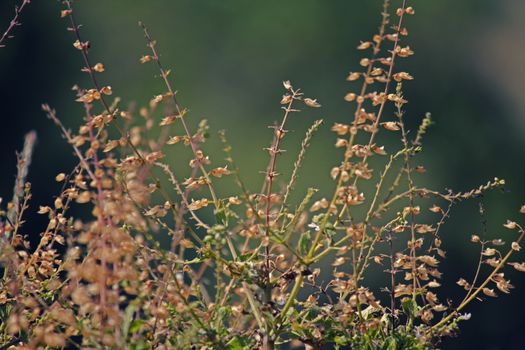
[1,1,524,349]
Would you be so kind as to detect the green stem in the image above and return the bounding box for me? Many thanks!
[277,274,304,324]
[431,226,525,333]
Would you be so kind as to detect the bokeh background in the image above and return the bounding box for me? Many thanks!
[1,1,524,349]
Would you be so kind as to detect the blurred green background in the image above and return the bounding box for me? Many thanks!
[1,1,524,349]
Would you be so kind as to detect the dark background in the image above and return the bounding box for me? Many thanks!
[1,1,524,349]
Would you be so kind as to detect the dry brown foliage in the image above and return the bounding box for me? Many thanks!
[1,1,524,349]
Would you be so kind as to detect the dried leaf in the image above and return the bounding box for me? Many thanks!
[103,140,119,153]
[188,198,209,211]
[504,220,517,230]
[210,167,229,178]
[381,122,400,131]
[160,115,177,126]
[167,136,181,144]
[100,86,112,95]
[38,206,51,214]
[93,63,105,73]
[393,72,413,82]
[482,248,497,256]
[304,98,321,108]
[357,41,372,50]
[55,173,66,182]
[347,72,360,81]
[140,55,153,64]
[332,257,346,267]
[344,93,356,102]
[228,196,241,205]
[280,94,292,104]
[418,255,439,267]
[508,262,525,272]
[482,288,497,297]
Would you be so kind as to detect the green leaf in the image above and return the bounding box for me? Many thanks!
[214,200,229,226]
[324,221,336,238]
[334,335,348,346]
[129,341,148,350]
[298,230,311,256]
[361,305,380,320]
[401,298,419,320]
[237,252,255,262]
[283,188,317,241]
[129,319,145,334]
[226,336,250,350]
[382,337,397,350]
[122,303,136,336]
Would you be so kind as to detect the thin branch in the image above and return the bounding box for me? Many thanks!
[0,0,31,48]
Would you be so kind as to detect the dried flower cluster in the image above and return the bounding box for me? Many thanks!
[1,1,524,349]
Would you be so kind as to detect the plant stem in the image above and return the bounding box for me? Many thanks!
[0,0,31,48]
[431,226,525,333]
